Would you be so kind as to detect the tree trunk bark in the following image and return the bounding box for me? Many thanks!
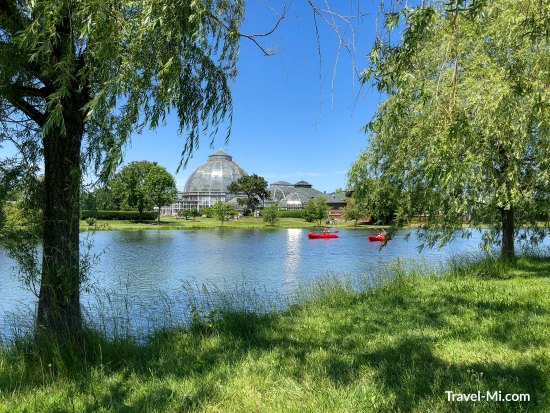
[37,104,84,335]
[501,206,515,260]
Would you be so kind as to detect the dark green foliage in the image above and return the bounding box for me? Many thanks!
[111,161,176,224]
[342,197,366,226]
[81,187,119,211]
[227,174,270,213]
[179,209,191,220]
[201,207,213,218]
[144,164,177,224]
[111,161,156,216]
[0,178,44,289]
[81,210,157,221]
[190,208,200,220]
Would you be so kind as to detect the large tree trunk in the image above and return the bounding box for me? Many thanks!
[501,206,515,260]
[37,103,84,334]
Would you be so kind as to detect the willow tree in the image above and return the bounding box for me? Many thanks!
[0,0,243,334]
[350,0,549,258]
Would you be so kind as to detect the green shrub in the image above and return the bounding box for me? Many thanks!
[262,204,280,226]
[81,210,157,220]
[85,217,97,226]
[278,210,304,218]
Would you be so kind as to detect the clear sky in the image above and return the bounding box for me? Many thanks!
[121,1,382,193]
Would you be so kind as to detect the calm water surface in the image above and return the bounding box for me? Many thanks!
[0,228,542,337]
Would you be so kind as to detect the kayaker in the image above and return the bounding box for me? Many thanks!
[378,229,387,237]
[323,228,330,235]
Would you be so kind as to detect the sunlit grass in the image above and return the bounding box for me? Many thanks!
[80,216,388,231]
[1,255,549,412]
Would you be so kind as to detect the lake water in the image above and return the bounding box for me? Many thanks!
[0,228,546,338]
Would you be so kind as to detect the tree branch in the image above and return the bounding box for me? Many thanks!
[12,85,49,98]
[5,92,46,126]
[206,7,287,56]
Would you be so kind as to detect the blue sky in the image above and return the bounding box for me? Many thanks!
[0,1,383,193]
[122,1,381,192]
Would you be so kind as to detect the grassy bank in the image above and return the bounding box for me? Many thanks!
[1,256,549,412]
[80,216,387,231]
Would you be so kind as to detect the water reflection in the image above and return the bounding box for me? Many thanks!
[1,228,548,338]
[284,228,303,284]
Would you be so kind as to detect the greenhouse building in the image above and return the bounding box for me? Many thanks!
[161,149,248,215]
[161,150,346,216]
[268,180,326,210]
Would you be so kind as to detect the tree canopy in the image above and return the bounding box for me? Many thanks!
[212,200,236,225]
[111,161,154,217]
[342,197,366,226]
[145,164,177,224]
[0,0,244,334]
[111,161,176,222]
[304,196,329,226]
[227,174,270,214]
[350,0,550,258]
[81,186,119,211]
[262,203,280,226]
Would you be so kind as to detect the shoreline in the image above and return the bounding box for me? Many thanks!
[80,217,393,232]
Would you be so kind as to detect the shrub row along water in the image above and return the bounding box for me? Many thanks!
[81,210,158,220]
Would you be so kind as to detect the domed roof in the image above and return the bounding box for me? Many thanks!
[184,150,247,193]
[294,180,312,188]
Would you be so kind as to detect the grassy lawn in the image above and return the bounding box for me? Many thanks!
[1,256,549,412]
[80,216,386,231]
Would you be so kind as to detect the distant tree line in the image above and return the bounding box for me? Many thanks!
[82,161,177,223]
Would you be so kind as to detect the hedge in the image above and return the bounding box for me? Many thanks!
[277,210,304,218]
[81,210,157,220]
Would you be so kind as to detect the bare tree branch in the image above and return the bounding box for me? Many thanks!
[306,1,362,108]
[207,6,287,56]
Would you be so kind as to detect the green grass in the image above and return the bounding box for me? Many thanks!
[1,256,549,412]
[80,216,387,231]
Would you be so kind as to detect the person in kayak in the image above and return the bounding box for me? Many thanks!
[378,229,387,237]
[323,228,330,235]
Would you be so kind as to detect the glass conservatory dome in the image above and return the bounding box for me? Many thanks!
[183,149,247,193]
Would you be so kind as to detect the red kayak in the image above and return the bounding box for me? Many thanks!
[368,235,390,242]
[308,231,339,239]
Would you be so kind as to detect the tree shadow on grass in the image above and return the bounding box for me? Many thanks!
[362,337,545,412]
[210,303,549,412]
[511,257,550,279]
[83,379,217,413]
